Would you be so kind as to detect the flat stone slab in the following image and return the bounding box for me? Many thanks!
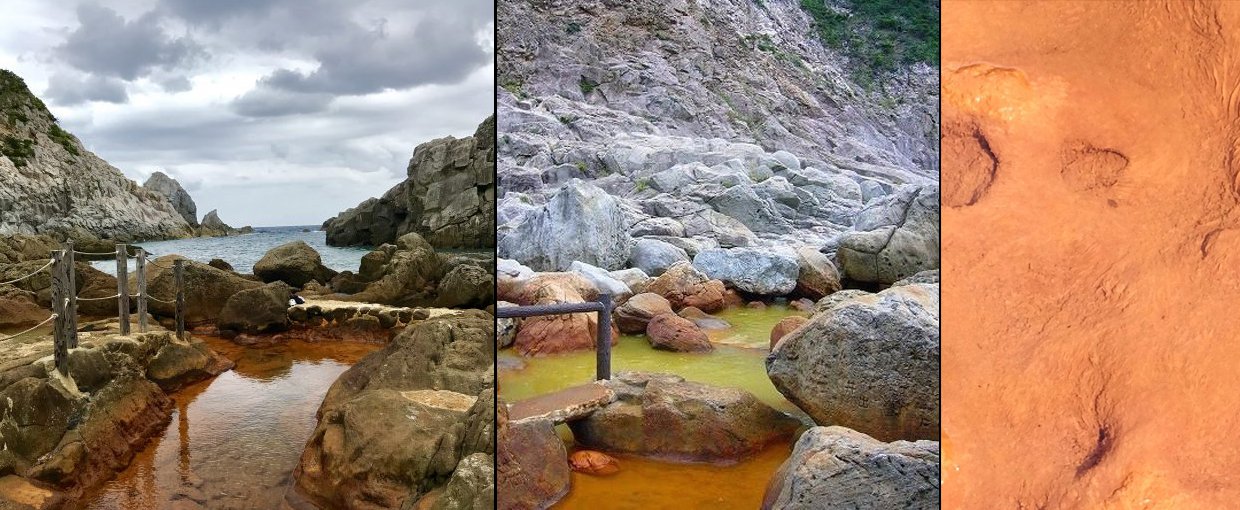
[509,383,615,425]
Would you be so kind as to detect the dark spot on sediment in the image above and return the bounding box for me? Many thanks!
[1075,425,1113,477]
[1062,142,1128,192]
[1107,199,1118,208]
[1201,228,1224,259]
[942,118,998,207]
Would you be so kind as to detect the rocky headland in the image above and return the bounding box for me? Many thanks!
[323,115,496,249]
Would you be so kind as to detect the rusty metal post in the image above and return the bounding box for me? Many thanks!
[50,249,69,375]
[595,293,612,381]
[116,244,130,335]
[174,259,186,340]
[136,249,148,333]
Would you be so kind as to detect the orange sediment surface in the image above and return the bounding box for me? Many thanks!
[943,1,1240,507]
[72,337,380,509]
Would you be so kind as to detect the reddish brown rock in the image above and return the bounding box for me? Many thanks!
[510,273,599,305]
[498,404,570,510]
[645,262,727,313]
[770,316,809,350]
[0,287,46,328]
[677,306,731,330]
[747,301,767,310]
[614,293,673,334]
[512,273,615,355]
[568,450,620,476]
[646,314,713,353]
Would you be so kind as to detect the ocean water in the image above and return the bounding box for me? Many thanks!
[90,226,371,276]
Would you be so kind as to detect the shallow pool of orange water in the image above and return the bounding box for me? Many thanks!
[500,304,805,509]
[72,336,381,510]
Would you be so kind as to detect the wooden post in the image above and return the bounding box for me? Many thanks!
[50,249,69,375]
[116,244,130,335]
[174,259,186,340]
[596,293,612,381]
[136,249,148,333]
[64,241,77,348]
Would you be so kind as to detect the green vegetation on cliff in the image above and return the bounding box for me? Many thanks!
[800,0,939,84]
[0,69,82,160]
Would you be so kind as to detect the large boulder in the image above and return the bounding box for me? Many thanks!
[693,247,799,296]
[293,312,495,508]
[145,336,235,391]
[140,256,262,324]
[835,184,940,285]
[645,314,713,352]
[0,287,46,328]
[769,315,808,350]
[793,247,841,300]
[497,404,570,510]
[253,241,337,287]
[762,426,939,509]
[767,283,940,441]
[217,282,292,336]
[568,261,631,299]
[509,273,612,356]
[645,262,727,313]
[344,233,444,307]
[436,264,495,309]
[569,372,799,462]
[498,179,632,271]
[613,293,673,334]
[629,239,689,277]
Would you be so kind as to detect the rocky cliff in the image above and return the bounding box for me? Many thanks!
[0,70,193,241]
[323,115,496,249]
[143,171,198,227]
[497,0,939,265]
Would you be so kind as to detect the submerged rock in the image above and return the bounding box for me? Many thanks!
[569,450,620,476]
[645,313,713,352]
[762,426,939,510]
[569,372,799,462]
[613,292,673,334]
[767,283,940,441]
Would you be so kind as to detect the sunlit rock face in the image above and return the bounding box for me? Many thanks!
[943,2,1240,507]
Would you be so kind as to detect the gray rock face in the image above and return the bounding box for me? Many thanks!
[629,238,689,277]
[568,260,631,298]
[767,282,940,442]
[692,247,799,295]
[762,426,939,510]
[324,116,495,249]
[0,70,192,241]
[143,171,198,227]
[836,184,940,285]
[498,179,632,271]
[198,209,250,237]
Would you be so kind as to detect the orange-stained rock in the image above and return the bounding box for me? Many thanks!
[511,273,617,355]
[646,313,713,352]
[510,273,599,305]
[646,262,727,313]
[614,293,673,334]
[747,301,767,310]
[568,450,620,476]
[769,315,809,350]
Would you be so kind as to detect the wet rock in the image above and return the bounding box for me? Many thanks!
[645,314,713,352]
[569,372,799,462]
[761,426,939,510]
[253,241,337,288]
[793,247,842,300]
[0,474,62,509]
[835,185,940,285]
[497,404,569,510]
[569,450,620,476]
[498,179,632,271]
[693,247,799,296]
[217,282,292,336]
[645,262,726,313]
[629,238,689,277]
[613,292,672,334]
[768,283,939,441]
[769,316,808,350]
[145,336,234,391]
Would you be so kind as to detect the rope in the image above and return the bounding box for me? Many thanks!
[72,250,119,256]
[148,260,177,270]
[77,293,121,302]
[0,259,54,285]
[146,295,177,304]
[0,314,57,341]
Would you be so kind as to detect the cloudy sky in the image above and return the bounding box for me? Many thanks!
[0,0,494,227]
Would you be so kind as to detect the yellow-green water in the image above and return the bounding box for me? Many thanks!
[499,304,808,509]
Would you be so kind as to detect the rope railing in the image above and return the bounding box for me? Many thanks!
[0,314,57,342]
[77,293,122,302]
[0,258,54,285]
[145,294,177,305]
